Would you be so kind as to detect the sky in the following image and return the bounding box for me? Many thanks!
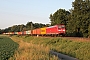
[0,0,74,29]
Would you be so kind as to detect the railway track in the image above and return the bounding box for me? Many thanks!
[9,34,90,42]
[36,36,90,42]
[61,37,90,42]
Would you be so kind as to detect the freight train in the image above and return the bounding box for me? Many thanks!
[3,24,66,36]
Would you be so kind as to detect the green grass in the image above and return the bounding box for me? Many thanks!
[9,35,58,60]
[11,35,90,60]
[0,36,19,60]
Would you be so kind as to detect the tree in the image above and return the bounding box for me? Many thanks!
[26,22,46,30]
[10,25,18,32]
[88,25,90,37]
[26,22,33,30]
[0,29,4,34]
[18,24,26,31]
[45,24,51,27]
[68,0,90,37]
[0,29,2,34]
[49,9,70,25]
[33,23,46,29]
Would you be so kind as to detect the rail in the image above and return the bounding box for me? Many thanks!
[49,50,78,60]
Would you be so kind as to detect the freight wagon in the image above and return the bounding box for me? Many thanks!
[26,30,31,34]
[40,27,46,35]
[36,28,41,35]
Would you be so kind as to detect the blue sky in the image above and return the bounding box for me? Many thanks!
[0,0,74,29]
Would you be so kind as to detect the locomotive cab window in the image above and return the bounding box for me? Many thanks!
[61,25,65,28]
[58,26,62,28]
[58,25,65,28]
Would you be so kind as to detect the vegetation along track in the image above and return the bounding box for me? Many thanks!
[9,36,59,60]
[8,35,90,60]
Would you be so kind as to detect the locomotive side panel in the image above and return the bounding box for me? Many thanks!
[46,25,58,34]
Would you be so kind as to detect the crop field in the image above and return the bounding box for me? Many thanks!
[0,36,19,60]
[10,35,90,60]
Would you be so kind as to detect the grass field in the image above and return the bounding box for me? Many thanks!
[9,35,90,60]
[9,35,58,60]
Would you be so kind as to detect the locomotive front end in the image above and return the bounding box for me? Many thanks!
[58,24,66,35]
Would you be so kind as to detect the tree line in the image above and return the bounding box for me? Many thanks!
[0,22,50,34]
[0,0,90,37]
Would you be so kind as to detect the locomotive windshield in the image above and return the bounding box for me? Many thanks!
[58,25,65,28]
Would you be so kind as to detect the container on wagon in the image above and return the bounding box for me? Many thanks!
[6,33,9,35]
[32,29,37,34]
[18,32,23,35]
[8,32,11,35]
[12,32,14,35]
[14,32,17,35]
[3,33,5,34]
[9,32,12,34]
[28,30,31,34]
[40,27,46,34]
[5,33,7,34]
[36,28,41,35]
[23,31,26,35]
[26,30,31,34]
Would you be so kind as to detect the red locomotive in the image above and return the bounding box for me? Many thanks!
[46,24,65,35]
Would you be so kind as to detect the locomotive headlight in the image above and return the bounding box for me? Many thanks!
[58,30,61,31]
[58,30,65,31]
[63,30,65,31]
